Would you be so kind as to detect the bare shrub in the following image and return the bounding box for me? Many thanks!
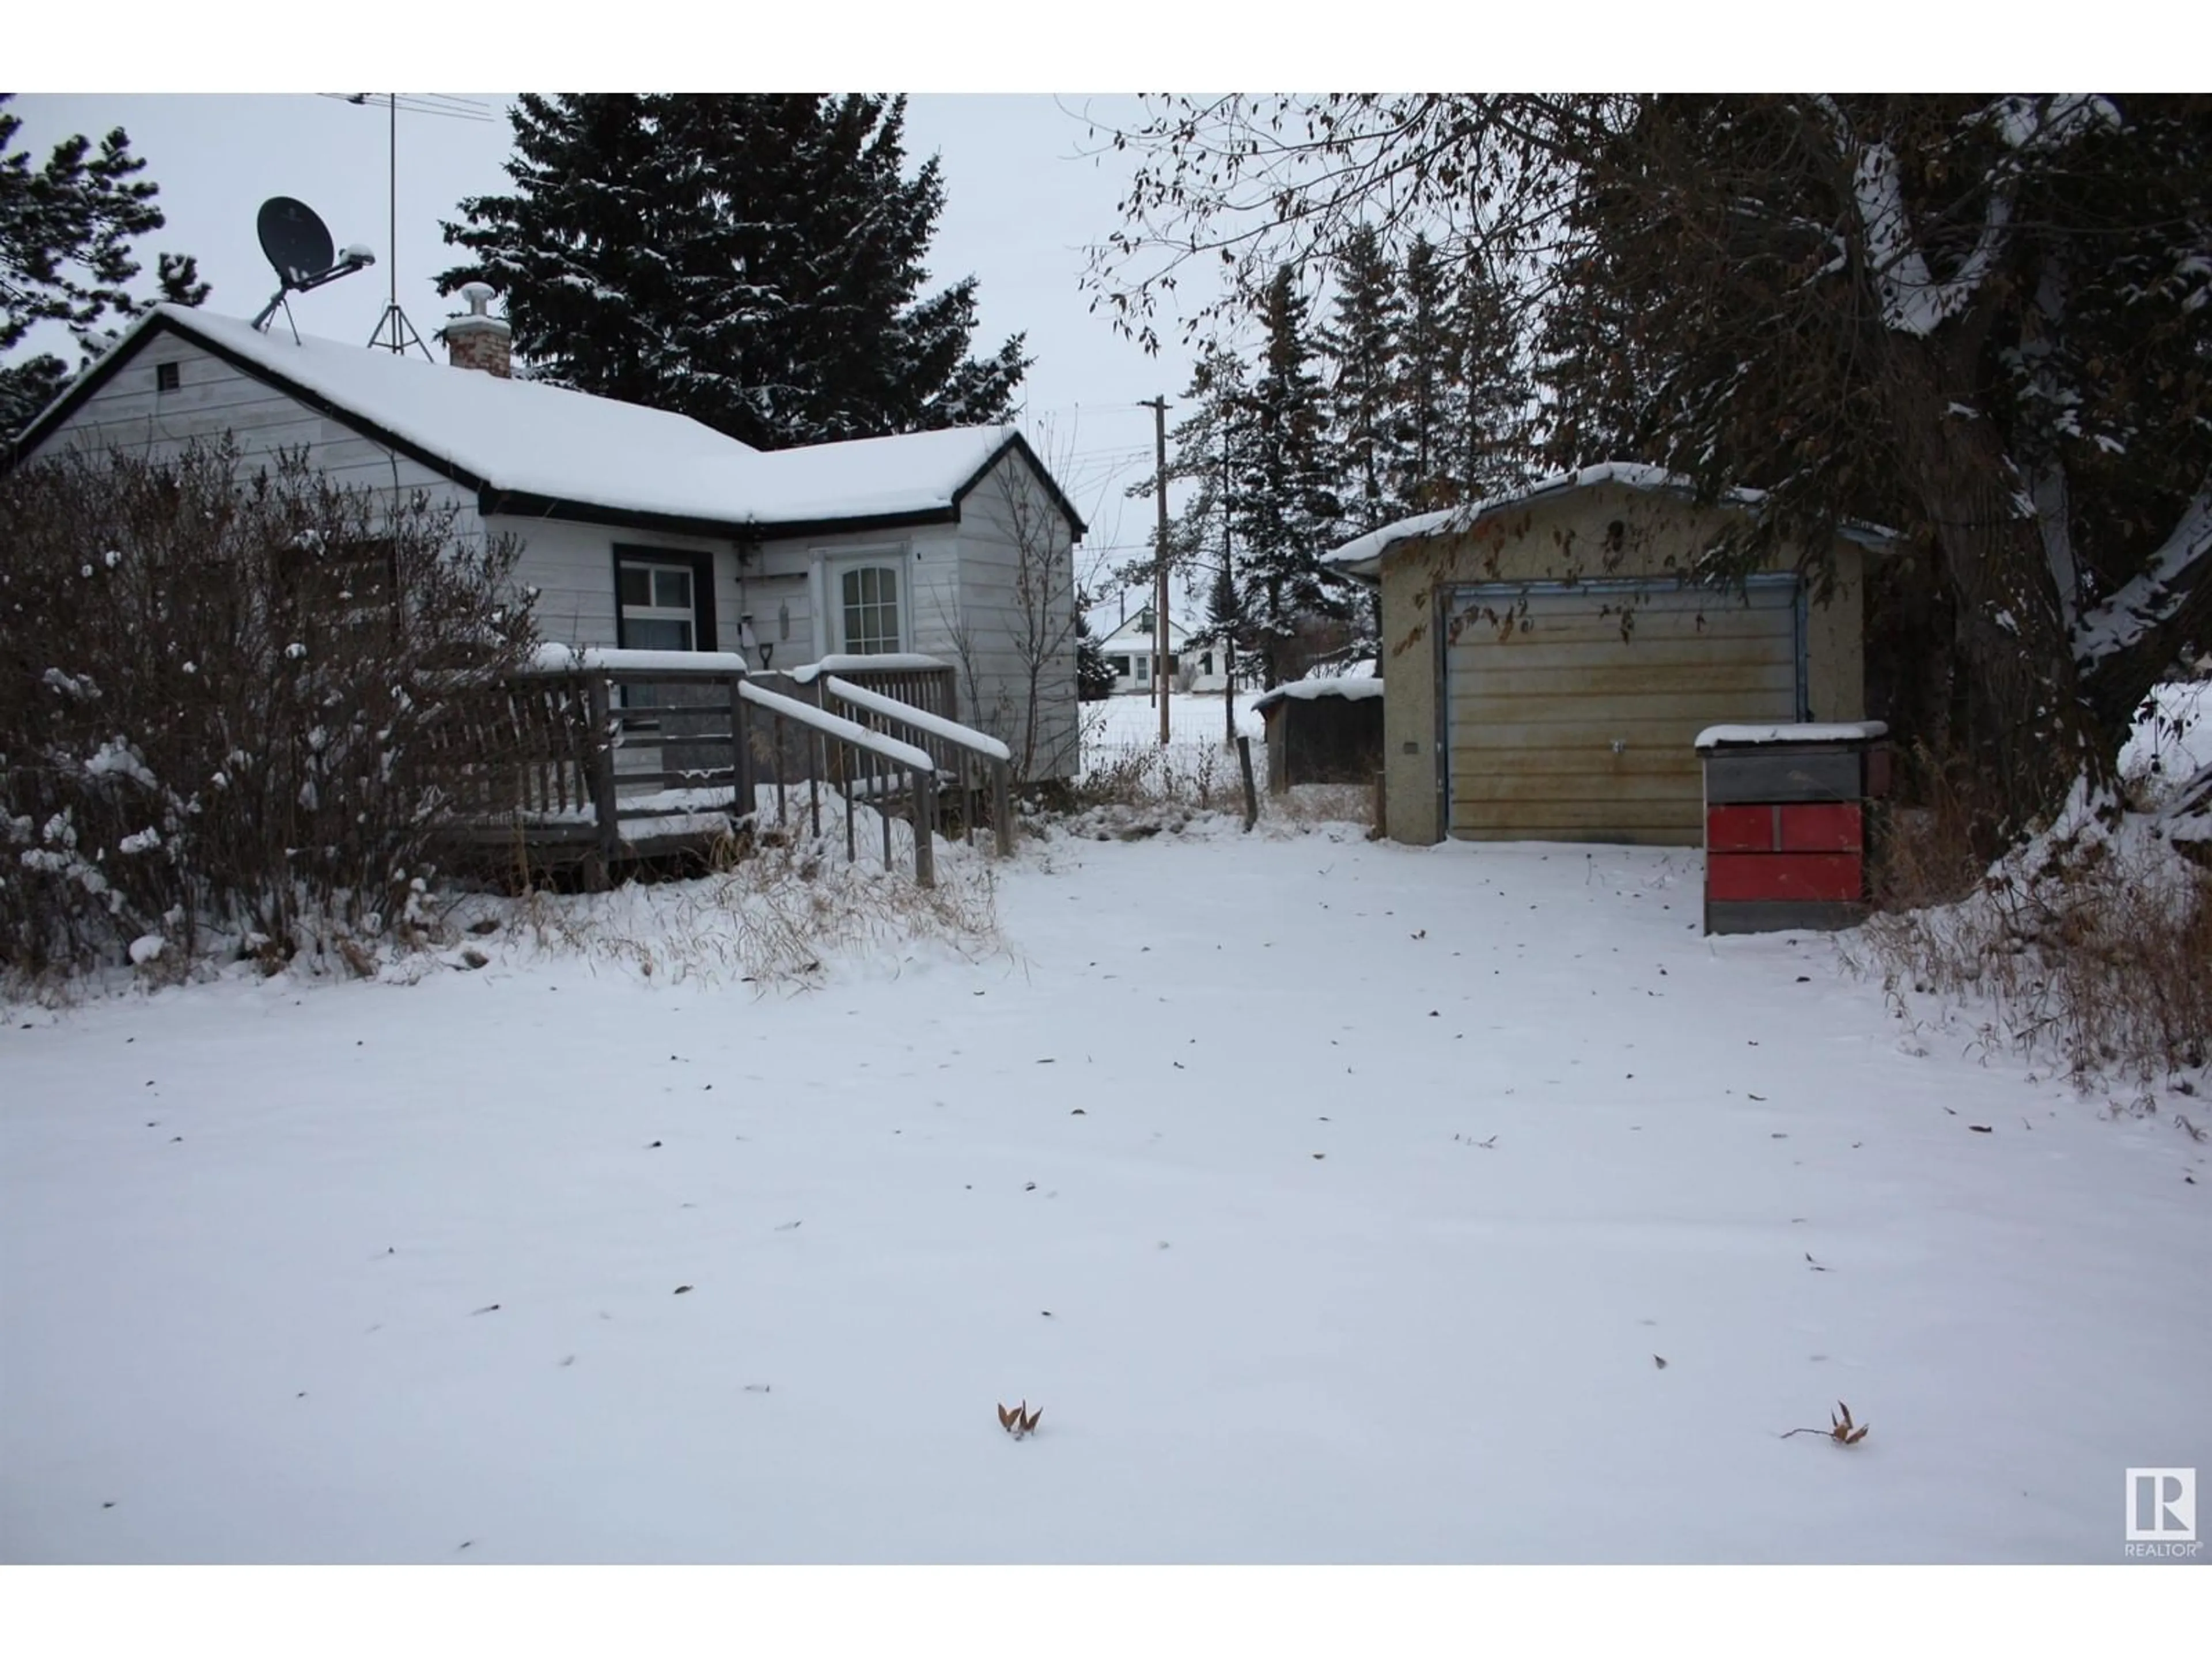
[0,440,536,979]
[1868,742,1988,911]
[1072,740,1239,812]
[1855,799,2212,1087]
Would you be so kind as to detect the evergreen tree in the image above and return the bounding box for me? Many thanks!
[1392,234,1457,511]
[1,95,207,442]
[1318,224,1406,534]
[440,94,1029,450]
[1203,558,1245,689]
[1451,248,1536,503]
[1234,265,1346,688]
[1074,609,1116,701]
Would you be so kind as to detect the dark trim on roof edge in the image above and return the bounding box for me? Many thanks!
[7,312,495,493]
[950,430,1089,539]
[7,316,1090,544]
[480,490,960,544]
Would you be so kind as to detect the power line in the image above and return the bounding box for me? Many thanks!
[317,92,498,124]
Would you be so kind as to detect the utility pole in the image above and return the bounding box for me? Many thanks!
[1221,416,1236,753]
[1143,396,1172,747]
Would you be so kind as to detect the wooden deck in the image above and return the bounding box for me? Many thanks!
[435,653,1007,888]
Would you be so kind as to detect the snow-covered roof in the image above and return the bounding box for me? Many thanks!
[18,305,1082,537]
[1694,721,1889,750]
[1319,463,1897,579]
[1252,677,1388,713]
[1096,610,1203,645]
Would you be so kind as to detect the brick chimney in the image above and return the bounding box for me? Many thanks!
[441,282,512,378]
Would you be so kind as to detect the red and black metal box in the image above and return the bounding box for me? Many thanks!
[1695,722,1890,935]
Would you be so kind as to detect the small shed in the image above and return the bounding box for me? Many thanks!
[1319,464,1892,846]
[1252,677,1387,794]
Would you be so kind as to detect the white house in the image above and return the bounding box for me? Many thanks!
[1094,608,1232,695]
[9,297,1087,779]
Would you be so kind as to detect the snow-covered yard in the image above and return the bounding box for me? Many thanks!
[1080,688,1264,772]
[3,828,2207,1564]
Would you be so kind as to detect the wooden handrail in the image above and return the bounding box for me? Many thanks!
[817,675,1015,859]
[442,657,968,889]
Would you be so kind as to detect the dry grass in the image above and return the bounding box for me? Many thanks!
[1075,738,1249,815]
[1850,758,2212,1091]
[491,832,1002,991]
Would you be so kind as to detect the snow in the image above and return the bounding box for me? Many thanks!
[46,308,1033,535]
[1252,678,1388,711]
[788,653,955,682]
[1695,722,1889,749]
[2119,683,2211,810]
[737,681,935,774]
[3,833,2205,1565]
[820,676,1012,765]
[1082,691,1267,760]
[2071,482,2212,669]
[1320,462,1898,578]
[529,645,752,676]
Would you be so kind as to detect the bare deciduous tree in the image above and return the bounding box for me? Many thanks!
[948,437,1086,781]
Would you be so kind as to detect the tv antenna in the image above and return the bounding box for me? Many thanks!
[328,94,491,355]
[251,196,374,336]
[340,93,438,357]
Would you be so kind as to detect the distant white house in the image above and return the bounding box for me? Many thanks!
[9,296,1088,778]
[1094,608,1232,695]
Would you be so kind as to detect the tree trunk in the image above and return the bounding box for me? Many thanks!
[1880,331,2114,838]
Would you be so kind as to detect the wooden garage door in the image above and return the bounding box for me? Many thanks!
[1443,578,1803,844]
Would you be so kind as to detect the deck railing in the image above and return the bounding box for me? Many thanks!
[816,674,1013,858]
[440,647,991,888]
[736,680,940,887]
[790,655,959,731]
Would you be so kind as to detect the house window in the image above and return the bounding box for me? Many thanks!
[1107,656,1130,678]
[613,547,717,719]
[839,565,903,655]
[282,537,399,649]
[618,558,698,652]
[156,361,180,392]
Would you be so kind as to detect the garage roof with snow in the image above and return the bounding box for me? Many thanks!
[1319,462,1894,580]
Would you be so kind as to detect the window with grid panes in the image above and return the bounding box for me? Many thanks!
[618,559,697,653]
[838,565,902,654]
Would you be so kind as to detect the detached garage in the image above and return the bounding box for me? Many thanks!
[1321,465,1887,847]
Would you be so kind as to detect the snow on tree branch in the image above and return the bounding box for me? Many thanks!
[1849,139,2010,338]
[1823,95,2119,340]
[2073,479,2212,668]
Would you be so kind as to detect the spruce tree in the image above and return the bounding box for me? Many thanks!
[1,96,207,442]
[1393,234,1457,511]
[1450,248,1533,503]
[440,94,1029,449]
[1234,265,1346,688]
[1074,609,1116,701]
[1319,224,1406,535]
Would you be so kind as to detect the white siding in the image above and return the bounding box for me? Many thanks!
[40,332,471,521]
[950,452,1080,779]
[33,337,1081,766]
[484,513,747,654]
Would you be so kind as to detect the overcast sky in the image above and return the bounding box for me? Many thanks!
[5,92,1203,600]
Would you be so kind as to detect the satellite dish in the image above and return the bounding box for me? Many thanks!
[257,197,336,288]
[249,196,373,334]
